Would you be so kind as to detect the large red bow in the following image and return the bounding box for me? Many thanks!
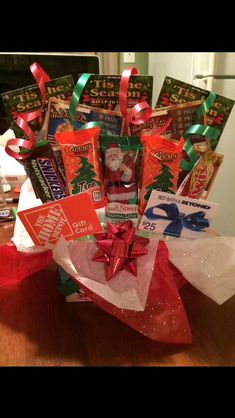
[92,221,149,281]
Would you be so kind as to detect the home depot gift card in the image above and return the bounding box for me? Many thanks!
[17,193,102,247]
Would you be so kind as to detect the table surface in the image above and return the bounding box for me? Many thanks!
[1,201,235,366]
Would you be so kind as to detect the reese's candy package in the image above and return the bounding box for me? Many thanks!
[55,127,106,209]
[139,134,184,215]
[177,149,224,199]
[19,141,68,203]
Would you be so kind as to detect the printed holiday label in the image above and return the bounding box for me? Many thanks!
[138,190,218,239]
[105,202,139,227]
[18,193,102,246]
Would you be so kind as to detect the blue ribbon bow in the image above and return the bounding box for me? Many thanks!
[144,203,209,237]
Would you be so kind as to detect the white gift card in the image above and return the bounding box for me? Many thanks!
[138,191,218,239]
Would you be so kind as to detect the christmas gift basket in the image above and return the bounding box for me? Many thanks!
[1,62,235,346]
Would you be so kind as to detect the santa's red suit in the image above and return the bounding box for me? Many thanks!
[105,161,135,184]
[105,166,122,183]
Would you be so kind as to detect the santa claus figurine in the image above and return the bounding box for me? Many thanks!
[104,144,136,202]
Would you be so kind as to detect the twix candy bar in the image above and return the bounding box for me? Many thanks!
[177,149,224,199]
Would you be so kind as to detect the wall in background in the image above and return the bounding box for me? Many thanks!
[148,52,195,105]
[97,52,118,74]
[119,53,148,74]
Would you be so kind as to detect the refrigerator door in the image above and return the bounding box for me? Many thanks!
[194,53,235,235]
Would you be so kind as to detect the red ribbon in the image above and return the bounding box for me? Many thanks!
[5,62,51,160]
[30,62,51,100]
[119,67,153,135]
[119,67,139,117]
[4,137,35,160]
[155,117,173,136]
[92,221,149,281]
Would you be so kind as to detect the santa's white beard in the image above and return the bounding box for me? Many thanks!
[105,158,122,171]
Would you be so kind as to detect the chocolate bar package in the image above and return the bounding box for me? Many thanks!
[177,149,224,200]
[19,141,69,203]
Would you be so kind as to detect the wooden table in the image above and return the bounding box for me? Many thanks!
[1,212,235,366]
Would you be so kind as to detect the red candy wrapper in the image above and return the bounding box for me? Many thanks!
[139,134,184,215]
[55,127,106,209]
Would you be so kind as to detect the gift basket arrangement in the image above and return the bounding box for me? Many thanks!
[1,62,235,345]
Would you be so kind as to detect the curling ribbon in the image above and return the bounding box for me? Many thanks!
[119,67,152,134]
[69,73,107,133]
[123,101,152,134]
[145,203,209,237]
[5,63,51,160]
[119,67,138,117]
[69,73,91,124]
[196,91,217,121]
[154,117,173,136]
[180,93,220,172]
[30,62,51,101]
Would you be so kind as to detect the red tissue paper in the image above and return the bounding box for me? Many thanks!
[0,242,52,285]
[72,240,192,344]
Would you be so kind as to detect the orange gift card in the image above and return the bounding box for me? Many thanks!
[17,193,103,247]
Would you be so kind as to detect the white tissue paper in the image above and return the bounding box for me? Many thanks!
[0,129,26,186]
[12,178,46,253]
[167,236,235,305]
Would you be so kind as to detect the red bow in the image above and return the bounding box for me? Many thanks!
[92,221,149,281]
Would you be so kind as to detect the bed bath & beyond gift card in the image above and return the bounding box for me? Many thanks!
[138,191,218,239]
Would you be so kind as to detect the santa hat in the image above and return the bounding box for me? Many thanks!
[108,143,120,149]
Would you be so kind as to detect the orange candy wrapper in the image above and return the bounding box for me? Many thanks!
[139,134,184,215]
[55,127,106,209]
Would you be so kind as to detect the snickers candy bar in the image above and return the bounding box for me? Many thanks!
[20,141,69,203]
